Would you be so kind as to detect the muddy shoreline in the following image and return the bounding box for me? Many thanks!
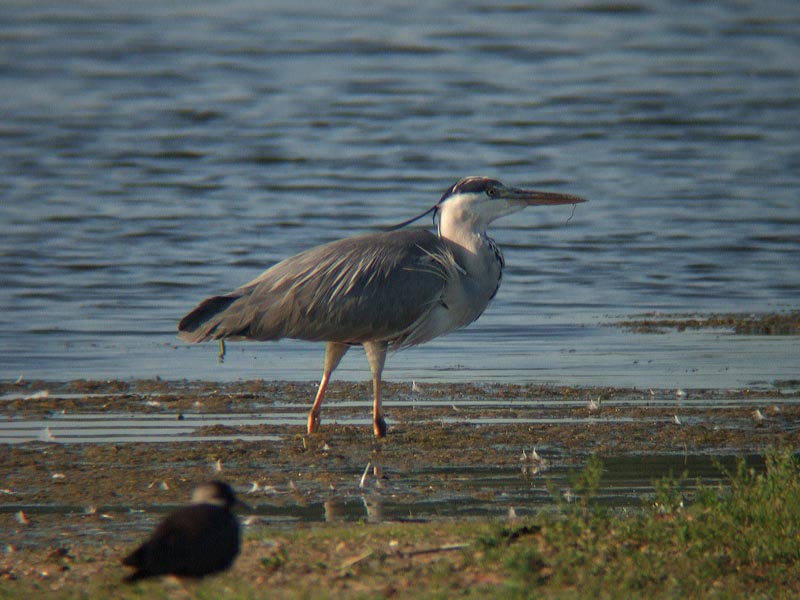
[0,378,798,594]
[3,380,798,545]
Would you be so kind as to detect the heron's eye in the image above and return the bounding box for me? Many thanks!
[486,187,497,197]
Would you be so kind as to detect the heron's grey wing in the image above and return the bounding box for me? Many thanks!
[245,229,454,344]
[179,229,454,347]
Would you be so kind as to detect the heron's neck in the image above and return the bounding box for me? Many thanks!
[437,211,501,276]
[437,203,489,250]
[439,219,481,251]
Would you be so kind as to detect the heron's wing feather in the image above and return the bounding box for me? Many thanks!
[246,229,452,344]
[179,229,455,346]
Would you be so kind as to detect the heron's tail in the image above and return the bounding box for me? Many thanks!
[178,295,239,342]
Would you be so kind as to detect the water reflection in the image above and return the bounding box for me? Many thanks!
[0,452,766,535]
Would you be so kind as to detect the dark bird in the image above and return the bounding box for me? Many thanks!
[122,481,247,583]
[178,177,585,437]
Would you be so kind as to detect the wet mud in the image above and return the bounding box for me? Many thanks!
[2,379,798,551]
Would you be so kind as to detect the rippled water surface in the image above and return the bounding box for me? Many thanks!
[1,1,798,388]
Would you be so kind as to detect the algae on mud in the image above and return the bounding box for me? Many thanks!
[614,310,800,335]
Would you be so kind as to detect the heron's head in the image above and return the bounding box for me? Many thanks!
[384,176,586,233]
[436,176,586,231]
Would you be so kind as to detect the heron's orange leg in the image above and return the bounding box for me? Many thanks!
[364,341,389,437]
[307,342,348,434]
[371,375,386,437]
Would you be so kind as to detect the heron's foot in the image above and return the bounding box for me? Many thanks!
[307,411,321,434]
[373,416,387,438]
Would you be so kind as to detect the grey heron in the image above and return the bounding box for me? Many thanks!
[178,176,585,437]
[122,481,248,582]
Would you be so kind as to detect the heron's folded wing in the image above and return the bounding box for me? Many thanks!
[239,229,452,344]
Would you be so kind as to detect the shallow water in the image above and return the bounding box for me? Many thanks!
[2,395,793,444]
[1,1,799,389]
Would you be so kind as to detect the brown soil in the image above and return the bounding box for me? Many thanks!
[1,379,798,593]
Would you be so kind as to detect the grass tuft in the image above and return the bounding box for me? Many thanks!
[502,447,800,599]
[1,449,797,599]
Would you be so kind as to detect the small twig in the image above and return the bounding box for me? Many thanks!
[358,461,371,489]
[398,543,469,558]
[218,339,226,363]
[566,203,577,223]
[340,543,468,571]
[340,549,374,570]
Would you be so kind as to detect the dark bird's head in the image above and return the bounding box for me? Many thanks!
[192,481,249,511]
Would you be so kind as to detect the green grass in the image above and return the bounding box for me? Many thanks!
[494,447,800,599]
[2,448,798,599]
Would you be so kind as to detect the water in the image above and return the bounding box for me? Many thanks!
[1,1,798,389]
[2,398,790,445]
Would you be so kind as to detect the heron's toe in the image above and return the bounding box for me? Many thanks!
[307,411,321,434]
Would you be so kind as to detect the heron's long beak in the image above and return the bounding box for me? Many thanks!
[504,186,587,206]
[234,497,252,512]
